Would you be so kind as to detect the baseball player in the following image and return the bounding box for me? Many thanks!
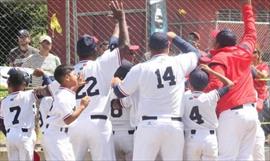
[0,68,47,161]
[68,1,134,160]
[183,64,234,161]
[110,62,136,161]
[204,0,258,159]
[112,32,200,160]
[41,65,90,161]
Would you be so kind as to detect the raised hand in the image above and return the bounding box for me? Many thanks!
[109,0,124,21]
[80,96,90,109]
[199,64,211,72]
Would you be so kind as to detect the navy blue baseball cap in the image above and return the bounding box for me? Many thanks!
[77,34,98,57]
[114,61,133,80]
[149,32,169,51]
[189,68,209,91]
[216,29,237,48]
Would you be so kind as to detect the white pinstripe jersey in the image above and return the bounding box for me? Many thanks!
[118,52,198,119]
[0,90,36,129]
[183,90,219,130]
[73,49,121,119]
[46,87,76,127]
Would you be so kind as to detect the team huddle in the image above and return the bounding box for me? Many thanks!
[0,0,266,160]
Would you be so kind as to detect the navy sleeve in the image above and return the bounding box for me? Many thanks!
[172,36,200,58]
[0,118,6,136]
[251,67,257,79]
[42,75,53,86]
[109,36,119,51]
[113,85,127,98]
[217,86,230,97]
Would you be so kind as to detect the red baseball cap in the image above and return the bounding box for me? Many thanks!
[129,45,140,51]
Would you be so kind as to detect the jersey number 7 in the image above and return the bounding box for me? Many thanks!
[9,106,21,125]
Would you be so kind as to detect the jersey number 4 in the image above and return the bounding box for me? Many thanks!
[9,106,21,125]
[155,66,176,89]
[189,106,204,124]
[76,76,100,99]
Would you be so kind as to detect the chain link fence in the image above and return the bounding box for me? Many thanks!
[1,0,270,116]
[0,0,270,158]
[0,0,269,64]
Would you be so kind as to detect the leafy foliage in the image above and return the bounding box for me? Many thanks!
[0,1,48,65]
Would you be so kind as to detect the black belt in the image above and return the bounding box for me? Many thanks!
[113,130,135,135]
[60,127,69,133]
[142,116,182,122]
[45,124,68,133]
[191,129,215,135]
[6,128,28,133]
[90,115,108,120]
[231,103,255,110]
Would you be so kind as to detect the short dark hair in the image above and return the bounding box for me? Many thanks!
[149,32,169,51]
[54,65,74,84]
[189,68,209,91]
[7,68,30,88]
[77,34,97,59]
[114,61,133,80]
[216,29,237,48]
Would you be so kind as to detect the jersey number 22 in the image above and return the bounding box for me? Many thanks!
[76,76,100,99]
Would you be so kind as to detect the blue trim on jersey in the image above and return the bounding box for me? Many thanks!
[113,85,127,98]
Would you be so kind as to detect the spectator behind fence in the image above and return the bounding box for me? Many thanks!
[7,29,39,67]
[22,35,61,87]
[251,46,268,161]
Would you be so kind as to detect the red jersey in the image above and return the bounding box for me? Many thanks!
[254,63,269,100]
[205,4,257,115]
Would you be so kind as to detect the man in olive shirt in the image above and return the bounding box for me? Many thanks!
[7,29,39,67]
[22,35,61,87]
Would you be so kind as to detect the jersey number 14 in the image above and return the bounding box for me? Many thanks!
[155,66,176,88]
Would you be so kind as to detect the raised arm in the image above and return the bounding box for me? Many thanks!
[109,22,120,51]
[64,96,90,125]
[110,0,130,59]
[167,32,200,58]
[200,64,234,87]
[238,0,256,54]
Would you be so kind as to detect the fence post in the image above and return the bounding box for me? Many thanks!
[65,0,71,64]
[73,0,78,64]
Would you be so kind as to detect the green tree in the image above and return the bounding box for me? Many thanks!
[0,1,48,65]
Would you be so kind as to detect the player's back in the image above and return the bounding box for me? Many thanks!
[0,90,36,129]
[39,96,53,132]
[74,49,121,118]
[183,90,219,130]
[122,53,197,118]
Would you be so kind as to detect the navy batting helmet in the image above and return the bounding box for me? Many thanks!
[189,68,209,91]
[8,68,30,87]
[77,34,97,58]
